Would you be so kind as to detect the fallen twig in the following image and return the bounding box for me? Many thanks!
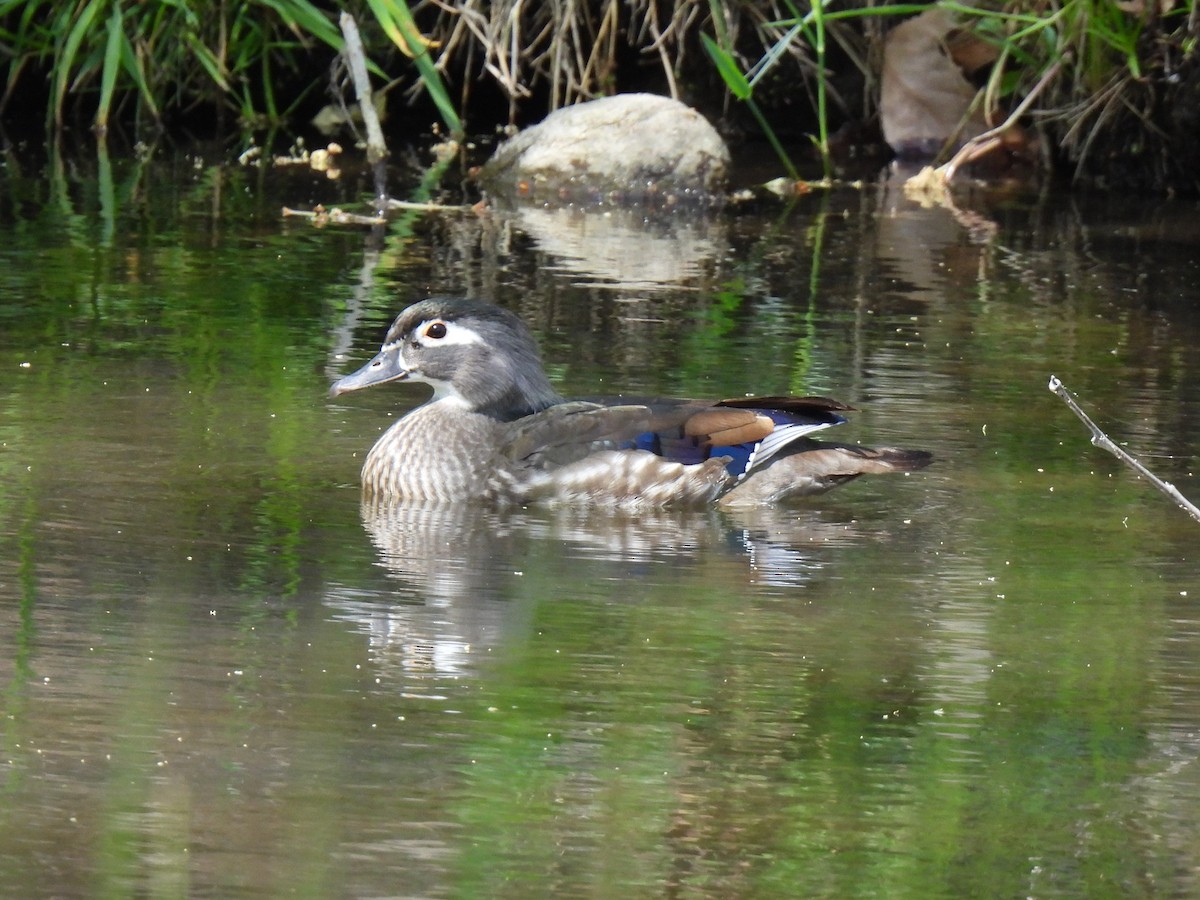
[281,205,386,226]
[1048,374,1200,524]
[281,198,468,226]
[384,198,468,212]
[942,56,1063,182]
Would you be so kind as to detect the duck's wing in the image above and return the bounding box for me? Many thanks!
[503,395,875,476]
[720,442,933,506]
[679,396,851,476]
[705,396,932,502]
[502,402,657,463]
[659,395,932,503]
[500,396,929,507]
[554,395,852,473]
[715,395,855,415]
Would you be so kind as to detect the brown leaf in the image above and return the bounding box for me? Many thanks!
[881,9,987,157]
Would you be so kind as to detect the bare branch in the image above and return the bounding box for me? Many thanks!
[1048,375,1200,525]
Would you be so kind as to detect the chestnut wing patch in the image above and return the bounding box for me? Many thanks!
[625,400,848,476]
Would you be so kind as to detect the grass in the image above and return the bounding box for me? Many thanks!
[0,0,457,136]
[703,0,1196,186]
[1,0,1195,190]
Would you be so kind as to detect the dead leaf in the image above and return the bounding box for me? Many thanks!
[881,8,987,158]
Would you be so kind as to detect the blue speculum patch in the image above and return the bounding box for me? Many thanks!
[622,407,848,476]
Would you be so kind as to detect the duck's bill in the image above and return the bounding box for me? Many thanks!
[329,347,409,397]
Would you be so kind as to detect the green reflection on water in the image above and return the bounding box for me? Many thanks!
[0,150,1198,898]
[440,531,1170,897]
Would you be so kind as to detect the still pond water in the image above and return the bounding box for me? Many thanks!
[1,145,1199,897]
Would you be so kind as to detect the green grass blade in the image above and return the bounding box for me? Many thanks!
[809,0,831,179]
[261,51,278,121]
[95,2,123,132]
[118,27,158,121]
[183,33,231,92]
[748,23,803,88]
[700,33,751,100]
[258,0,344,50]
[746,97,799,181]
[366,0,462,135]
[52,0,104,127]
[699,32,796,179]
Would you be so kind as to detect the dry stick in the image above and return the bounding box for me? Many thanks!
[339,12,390,208]
[940,55,1067,184]
[339,12,388,164]
[1048,375,1200,525]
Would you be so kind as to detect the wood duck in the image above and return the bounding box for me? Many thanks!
[330,297,932,506]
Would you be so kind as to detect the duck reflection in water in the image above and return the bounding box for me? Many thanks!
[324,498,911,685]
[352,499,899,601]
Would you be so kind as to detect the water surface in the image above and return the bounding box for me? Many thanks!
[1,146,1198,897]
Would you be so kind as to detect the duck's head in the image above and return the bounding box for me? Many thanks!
[329,297,562,420]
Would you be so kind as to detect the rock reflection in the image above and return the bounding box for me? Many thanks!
[502,205,725,291]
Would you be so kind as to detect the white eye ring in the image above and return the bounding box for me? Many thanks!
[413,319,483,347]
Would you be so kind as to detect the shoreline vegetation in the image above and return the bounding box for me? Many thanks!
[1,1,1197,194]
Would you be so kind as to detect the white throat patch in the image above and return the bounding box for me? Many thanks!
[424,375,468,404]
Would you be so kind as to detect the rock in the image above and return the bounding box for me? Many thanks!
[478,93,729,207]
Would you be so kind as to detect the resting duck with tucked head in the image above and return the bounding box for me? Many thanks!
[330,297,932,506]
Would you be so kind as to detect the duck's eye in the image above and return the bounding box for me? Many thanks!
[424,321,448,340]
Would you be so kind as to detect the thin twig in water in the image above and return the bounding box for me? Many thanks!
[281,199,466,224]
[1048,375,1200,525]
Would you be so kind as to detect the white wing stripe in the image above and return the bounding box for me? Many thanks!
[740,422,836,480]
